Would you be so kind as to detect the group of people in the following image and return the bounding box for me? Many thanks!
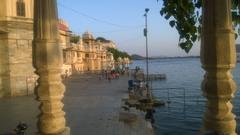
[101,70,120,82]
[99,69,121,82]
[109,70,120,80]
[99,67,130,82]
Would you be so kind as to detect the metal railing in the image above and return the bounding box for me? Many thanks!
[151,87,240,117]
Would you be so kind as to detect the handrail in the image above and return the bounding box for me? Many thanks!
[150,87,240,122]
[151,87,186,104]
[152,87,186,90]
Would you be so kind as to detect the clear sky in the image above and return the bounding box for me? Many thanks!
[57,0,240,57]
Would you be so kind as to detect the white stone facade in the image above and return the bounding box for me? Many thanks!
[0,0,117,98]
[63,31,116,73]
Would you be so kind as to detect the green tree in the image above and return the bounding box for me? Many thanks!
[70,35,80,43]
[158,0,240,53]
[96,37,109,42]
[107,48,132,60]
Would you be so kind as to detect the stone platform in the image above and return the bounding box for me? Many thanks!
[0,74,153,135]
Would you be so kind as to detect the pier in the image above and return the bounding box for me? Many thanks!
[147,74,167,81]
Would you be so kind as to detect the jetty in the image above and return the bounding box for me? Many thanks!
[147,74,167,81]
[129,68,166,81]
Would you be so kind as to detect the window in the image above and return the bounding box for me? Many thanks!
[17,0,25,17]
[77,52,81,57]
[72,52,76,57]
[85,54,89,58]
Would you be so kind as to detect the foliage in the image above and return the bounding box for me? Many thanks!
[158,0,240,53]
[131,54,145,60]
[232,0,240,34]
[96,37,110,42]
[107,48,132,60]
[70,35,80,44]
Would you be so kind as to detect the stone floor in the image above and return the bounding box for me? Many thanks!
[0,74,153,135]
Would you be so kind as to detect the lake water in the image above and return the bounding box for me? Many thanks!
[131,58,240,135]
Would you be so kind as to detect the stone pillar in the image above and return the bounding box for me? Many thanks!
[201,0,237,134]
[33,0,70,134]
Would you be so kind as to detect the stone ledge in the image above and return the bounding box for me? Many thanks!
[119,111,138,123]
[58,127,70,135]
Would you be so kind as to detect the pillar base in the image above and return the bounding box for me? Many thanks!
[59,127,70,135]
[37,127,70,135]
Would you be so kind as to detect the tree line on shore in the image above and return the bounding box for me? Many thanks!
[131,54,200,60]
[107,47,132,61]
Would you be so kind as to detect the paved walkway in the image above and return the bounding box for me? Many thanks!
[0,74,153,135]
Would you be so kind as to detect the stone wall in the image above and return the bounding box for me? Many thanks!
[0,35,10,97]
[0,20,36,97]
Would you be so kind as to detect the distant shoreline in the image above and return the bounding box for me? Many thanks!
[132,56,200,60]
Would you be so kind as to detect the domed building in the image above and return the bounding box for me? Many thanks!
[60,29,117,74]
[62,31,116,73]
[82,31,94,41]
[81,31,106,72]
[0,1,116,98]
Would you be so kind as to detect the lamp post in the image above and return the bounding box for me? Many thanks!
[144,8,150,98]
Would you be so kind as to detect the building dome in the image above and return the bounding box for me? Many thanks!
[82,31,94,40]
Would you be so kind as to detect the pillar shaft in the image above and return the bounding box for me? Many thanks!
[33,0,68,134]
[201,0,237,134]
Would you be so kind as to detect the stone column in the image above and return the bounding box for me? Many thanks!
[33,0,70,134]
[201,0,237,134]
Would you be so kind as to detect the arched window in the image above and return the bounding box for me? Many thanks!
[16,0,25,17]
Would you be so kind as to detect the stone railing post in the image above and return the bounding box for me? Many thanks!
[201,0,237,135]
[33,0,70,134]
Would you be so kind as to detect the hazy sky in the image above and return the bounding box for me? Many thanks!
[57,0,240,57]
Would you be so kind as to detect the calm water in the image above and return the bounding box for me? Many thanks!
[131,58,240,135]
